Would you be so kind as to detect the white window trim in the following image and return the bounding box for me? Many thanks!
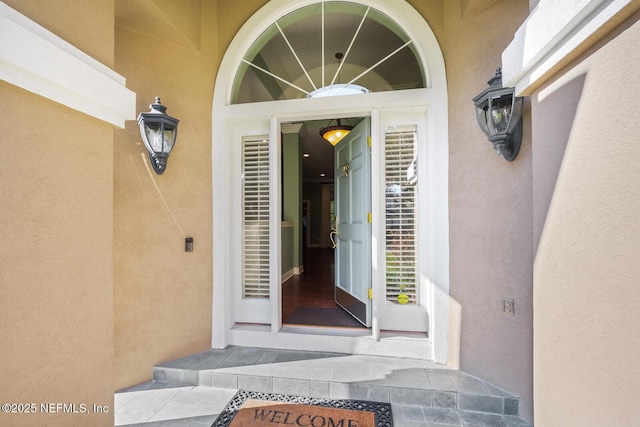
[502,0,637,96]
[212,0,450,364]
[0,2,135,128]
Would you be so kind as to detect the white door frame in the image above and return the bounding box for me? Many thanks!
[212,0,450,362]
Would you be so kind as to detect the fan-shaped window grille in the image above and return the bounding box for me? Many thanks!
[232,1,425,104]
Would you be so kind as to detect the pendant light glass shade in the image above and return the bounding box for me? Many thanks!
[320,119,354,146]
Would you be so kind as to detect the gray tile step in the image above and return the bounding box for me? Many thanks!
[152,346,522,419]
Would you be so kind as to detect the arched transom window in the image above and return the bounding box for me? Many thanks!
[231,1,425,104]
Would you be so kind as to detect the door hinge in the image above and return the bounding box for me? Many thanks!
[367,212,372,223]
[367,136,372,148]
[368,288,373,299]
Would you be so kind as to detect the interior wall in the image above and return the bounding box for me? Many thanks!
[283,131,303,269]
[0,2,115,425]
[532,12,640,425]
[112,1,218,389]
[281,226,294,275]
[444,0,534,420]
[303,183,324,247]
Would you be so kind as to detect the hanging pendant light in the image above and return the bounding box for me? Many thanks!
[317,53,357,146]
[319,119,354,146]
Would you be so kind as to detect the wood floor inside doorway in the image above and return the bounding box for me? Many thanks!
[282,247,366,328]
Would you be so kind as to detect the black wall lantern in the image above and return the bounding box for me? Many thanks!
[137,97,179,174]
[472,68,523,161]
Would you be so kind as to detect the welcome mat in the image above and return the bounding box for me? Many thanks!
[212,390,393,427]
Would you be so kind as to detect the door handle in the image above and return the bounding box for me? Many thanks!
[330,217,338,248]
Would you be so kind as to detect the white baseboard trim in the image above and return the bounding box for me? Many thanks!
[282,266,305,283]
[281,268,294,284]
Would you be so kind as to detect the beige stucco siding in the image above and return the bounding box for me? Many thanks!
[532,11,640,425]
[0,1,116,425]
[444,0,534,420]
[112,0,218,389]
[0,83,115,426]
[2,0,114,67]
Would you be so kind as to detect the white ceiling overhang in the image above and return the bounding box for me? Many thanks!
[502,0,639,95]
[0,2,136,128]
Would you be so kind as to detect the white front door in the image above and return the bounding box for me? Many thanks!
[333,118,371,327]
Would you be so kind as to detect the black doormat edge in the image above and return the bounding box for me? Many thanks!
[285,306,366,328]
[211,389,393,426]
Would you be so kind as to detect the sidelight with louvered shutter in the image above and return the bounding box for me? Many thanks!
[384,126,418,304]
[242,136,271,299]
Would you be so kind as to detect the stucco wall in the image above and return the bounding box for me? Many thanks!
[2,0,114,67]
[445,0,534,420]
[532,12,640,425]
[0,84,115,427]
[112,1,219,389]
[0,1,116,426]
[216,0,269,55]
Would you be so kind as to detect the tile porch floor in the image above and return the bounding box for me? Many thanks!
[115,346,533,427]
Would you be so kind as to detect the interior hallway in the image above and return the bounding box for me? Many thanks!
[282,247,365,328]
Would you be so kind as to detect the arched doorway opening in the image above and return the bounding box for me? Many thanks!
[212,0,450,362]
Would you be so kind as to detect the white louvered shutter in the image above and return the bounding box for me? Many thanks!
[384,126,418,304]
[242,136,270,298]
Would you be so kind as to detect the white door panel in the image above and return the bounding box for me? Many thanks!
[334,118,372,327]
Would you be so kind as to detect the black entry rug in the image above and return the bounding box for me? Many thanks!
[212,390,393,427]
[285,306,366,328]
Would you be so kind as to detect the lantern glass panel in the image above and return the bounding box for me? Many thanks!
[142,123,177,154]
[507,96,524,134]
[475,102,491,137]
[143,124,164,153]
[489,94,513,134]
[163,127,177,152]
